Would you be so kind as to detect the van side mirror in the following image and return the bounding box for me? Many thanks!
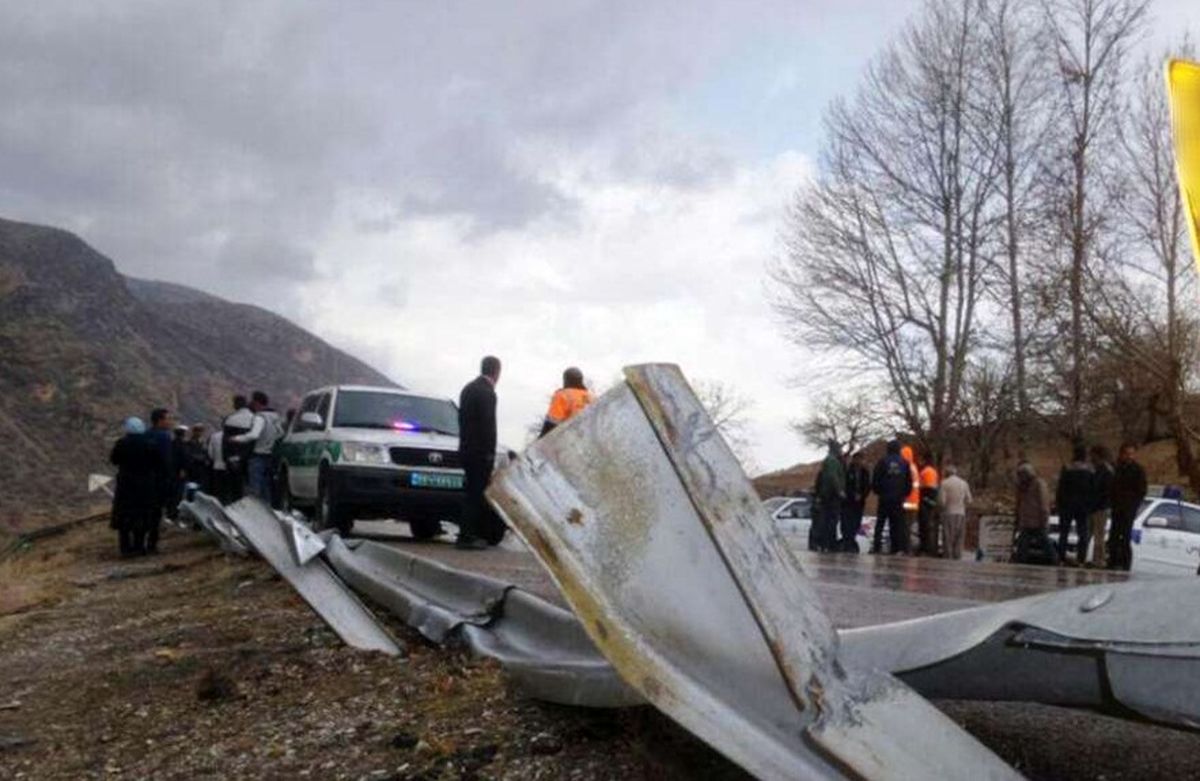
[1144,516,1169,529]
[299,411,323,429]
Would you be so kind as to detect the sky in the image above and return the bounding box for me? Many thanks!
[2,0,1198,473]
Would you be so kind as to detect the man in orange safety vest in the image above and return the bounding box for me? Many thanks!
[540,367,593,437]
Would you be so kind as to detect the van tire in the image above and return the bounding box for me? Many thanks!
[317,472,353,536]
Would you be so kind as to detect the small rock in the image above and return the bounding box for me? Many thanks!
[195,668,236,702]
[0,734,33,752]
[529,732,563,756]
[390,730,419,750]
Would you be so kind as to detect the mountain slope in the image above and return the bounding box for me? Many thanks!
[0,216,395,527]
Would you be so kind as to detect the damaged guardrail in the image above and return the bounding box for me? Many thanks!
[323,537,641,707]
[190,496,403,656]
[840,577,1200,729]
[178,493,637,706]
[486,364,1021,780]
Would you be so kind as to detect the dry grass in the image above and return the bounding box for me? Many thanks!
[0,530,82,616]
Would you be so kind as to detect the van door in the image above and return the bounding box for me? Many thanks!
[1136,500,1185,575]
[1173,505,1200,574]
[286,393,324,501]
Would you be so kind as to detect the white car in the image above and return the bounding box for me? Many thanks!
[1050,497,1200,575]
[276,385,465,538]
[1131,497,1200,575]
[762,495,878,548]
[763,495,815,535]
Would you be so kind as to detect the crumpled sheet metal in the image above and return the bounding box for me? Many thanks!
[324,537,640,708]
[222,497,403,656]
[179,492,251,556]
[840,577,1200,728]
[487,364,1019,781]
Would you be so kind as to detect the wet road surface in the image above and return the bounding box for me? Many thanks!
[350,520,1138,628]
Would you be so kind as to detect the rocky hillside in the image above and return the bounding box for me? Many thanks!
[0,217,394,527]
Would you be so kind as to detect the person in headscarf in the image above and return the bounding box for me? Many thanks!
[109,417,163,557]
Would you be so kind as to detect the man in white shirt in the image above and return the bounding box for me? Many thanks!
[221,395,255,501]
[937,465,973,560]
[232,390,284,504]
[206,429,227,502]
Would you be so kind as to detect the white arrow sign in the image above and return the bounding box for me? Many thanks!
[88,474,115,496]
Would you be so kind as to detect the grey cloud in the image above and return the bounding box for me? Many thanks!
[0,0,821,310]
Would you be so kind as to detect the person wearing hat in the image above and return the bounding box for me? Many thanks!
[109,417,163,557]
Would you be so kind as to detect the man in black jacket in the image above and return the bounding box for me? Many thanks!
[872,440,911,555]
[458,356,503,550]
[1055,444,1094,566]
[1108,442,1148,571]
[841,450,871,552]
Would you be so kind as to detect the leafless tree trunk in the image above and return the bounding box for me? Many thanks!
[981,0,1049,457]
[772,0,1000,464]
[1038,0,1148,440]
[1087,43,1200,493]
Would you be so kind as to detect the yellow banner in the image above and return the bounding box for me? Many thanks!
[1168,59,1200,269]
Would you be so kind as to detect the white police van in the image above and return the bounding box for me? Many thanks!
[276,385,465,538]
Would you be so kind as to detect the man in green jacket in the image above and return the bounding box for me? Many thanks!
[812,440,846,553]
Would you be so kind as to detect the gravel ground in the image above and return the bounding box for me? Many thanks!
[1,521,1198,780]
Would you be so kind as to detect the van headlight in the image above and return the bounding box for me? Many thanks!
[340,442,390,465]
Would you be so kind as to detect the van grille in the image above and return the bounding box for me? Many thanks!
[390,447,461,469]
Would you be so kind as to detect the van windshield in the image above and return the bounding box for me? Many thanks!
[333,390,459,436]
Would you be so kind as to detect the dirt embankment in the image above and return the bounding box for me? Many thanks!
[0,522,747,781]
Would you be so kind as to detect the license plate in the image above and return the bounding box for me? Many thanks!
[410,472,463,490]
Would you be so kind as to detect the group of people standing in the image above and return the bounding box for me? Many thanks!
[1016,443,1147,570]
[108,391,285,556]
[812,440,954,557]
[808,436,1149,570]
[109,408,184,557]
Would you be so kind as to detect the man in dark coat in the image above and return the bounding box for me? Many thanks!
[872,440,911,554]
[146,408,178,553]
[110,417,163,556]
[457,356,503,550]
[841,450,871,552]
[1108,442,1148,571]
[811,441,845,552]
[1055,443,1094,565]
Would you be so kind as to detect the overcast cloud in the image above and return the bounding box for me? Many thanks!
[2,0,1197,470]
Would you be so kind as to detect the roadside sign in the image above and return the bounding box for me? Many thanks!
[1167,59,1200,269]
[977,515,1015,562]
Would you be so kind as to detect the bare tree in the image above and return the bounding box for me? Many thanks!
[951,359,1017,489]
[772,0,1000,463]
[794,391,892,456]
[1037,0,1149,439]
[980,0,1051,455]
[694,379,756,469]
[1085,43,1200,491]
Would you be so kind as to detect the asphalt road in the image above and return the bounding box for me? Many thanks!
[350,519,1134,628]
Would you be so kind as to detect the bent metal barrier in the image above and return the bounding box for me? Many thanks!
[178,493,638,707]
[486,364,1021,781]
[322,536,641,707]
